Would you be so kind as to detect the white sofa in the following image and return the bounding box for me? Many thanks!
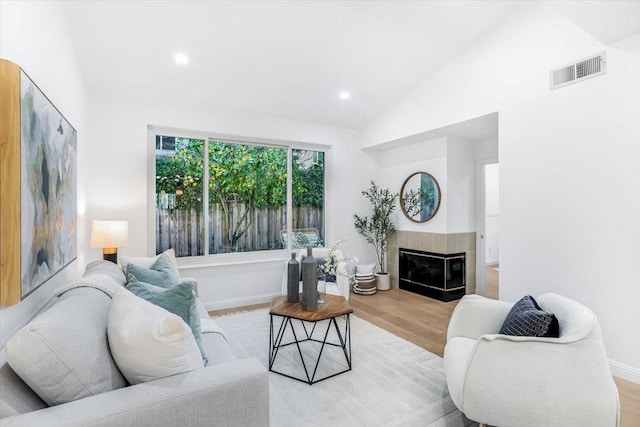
[281,247,353,301]
[444,293,619,427]
[0,260,269,426]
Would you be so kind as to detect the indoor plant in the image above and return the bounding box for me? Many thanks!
[353,181,398,290]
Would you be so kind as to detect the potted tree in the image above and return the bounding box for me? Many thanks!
[353,181,398,291]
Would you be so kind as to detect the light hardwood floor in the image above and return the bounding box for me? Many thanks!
[485,263,499,300]
[210,289,640,427]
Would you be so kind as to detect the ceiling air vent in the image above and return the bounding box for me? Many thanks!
[550,52,606,90]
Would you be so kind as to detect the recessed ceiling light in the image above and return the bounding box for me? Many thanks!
[174,53,189,65]
[338,91,351,100]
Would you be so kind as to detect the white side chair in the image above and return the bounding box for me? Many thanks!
[444,293,619,427]
[281,247,352,301]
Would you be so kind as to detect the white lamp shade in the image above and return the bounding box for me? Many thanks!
[90,220,128,248]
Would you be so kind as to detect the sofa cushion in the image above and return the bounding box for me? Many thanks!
[201,331,236,366]
[6,287,127,406]
[125,277,207,364]
[499,295,560,337]
[54,273,122,298]
[195,297,210,319]
[83,259,127,285]
[108,287,204,385]
[120,248,178,271]
[0,361,48,417]
[125,253,180,288]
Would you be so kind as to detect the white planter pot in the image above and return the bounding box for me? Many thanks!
[375,272,391,291]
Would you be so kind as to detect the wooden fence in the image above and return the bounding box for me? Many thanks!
[156,203,324,256]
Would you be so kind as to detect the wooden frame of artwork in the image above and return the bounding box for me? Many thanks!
[0,59,77,306]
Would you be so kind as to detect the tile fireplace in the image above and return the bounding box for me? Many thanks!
[399,248,466,301]
[388,230,476,296]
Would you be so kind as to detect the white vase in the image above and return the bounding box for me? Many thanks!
[375,272,391,291]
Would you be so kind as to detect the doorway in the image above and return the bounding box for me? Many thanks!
[482,163,499,299]
[475,159,499,298]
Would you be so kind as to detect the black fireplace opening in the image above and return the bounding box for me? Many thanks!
[399,248,465,302]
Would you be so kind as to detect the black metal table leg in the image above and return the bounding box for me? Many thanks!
[268,313,352,385]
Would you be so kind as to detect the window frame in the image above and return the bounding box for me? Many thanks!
[147,125,327,267]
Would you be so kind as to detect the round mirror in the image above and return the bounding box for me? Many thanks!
[400,172,441,223]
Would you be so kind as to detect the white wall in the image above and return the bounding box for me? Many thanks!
[0,1,89,347]
[360,4,640,382]
[610,32,640,55]
[475,136,499,161]
[447,137,476,233]
[366,135,493,237]
[366,137,448,234]
[484,163,499,265]
[86,99,372,309]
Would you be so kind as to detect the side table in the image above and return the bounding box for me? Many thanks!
[269,294,353,385]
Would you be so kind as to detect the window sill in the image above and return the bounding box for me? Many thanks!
[176,250,289,270]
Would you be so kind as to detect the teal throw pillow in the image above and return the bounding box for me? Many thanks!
[125,276,208,364]
[125,253,180,288]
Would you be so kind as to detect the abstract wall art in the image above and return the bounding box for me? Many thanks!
[20,71,77,297]
[0,59,77,306]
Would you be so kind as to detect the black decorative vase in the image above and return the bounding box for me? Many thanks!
[287,253,300,303]
[301,246,318,311]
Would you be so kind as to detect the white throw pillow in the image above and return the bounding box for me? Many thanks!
[356,263,376,275]
[108,287,203,385]
[6,288,127,406]
[120,248,178,271]
[345,258,359,276]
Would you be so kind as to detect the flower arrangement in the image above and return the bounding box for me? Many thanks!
[315,239,359,288]
[320,238,348,277]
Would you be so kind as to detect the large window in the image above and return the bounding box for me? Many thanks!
[207,141,287,254]
[291,149,325,247]
[155,137,205,256]
[154,134,324,257]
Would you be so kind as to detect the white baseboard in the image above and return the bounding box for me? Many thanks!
[203,292,282,312]
[610,359,640,384]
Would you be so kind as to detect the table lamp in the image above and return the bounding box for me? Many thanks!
[90,220,128,264]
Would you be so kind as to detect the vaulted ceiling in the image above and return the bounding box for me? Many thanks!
[63,1,640,129]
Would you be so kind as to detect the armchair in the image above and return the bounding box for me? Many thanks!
[444,293,619,427]
[281,247,353,301]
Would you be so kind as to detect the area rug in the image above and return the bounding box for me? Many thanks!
[213,309,476,427]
